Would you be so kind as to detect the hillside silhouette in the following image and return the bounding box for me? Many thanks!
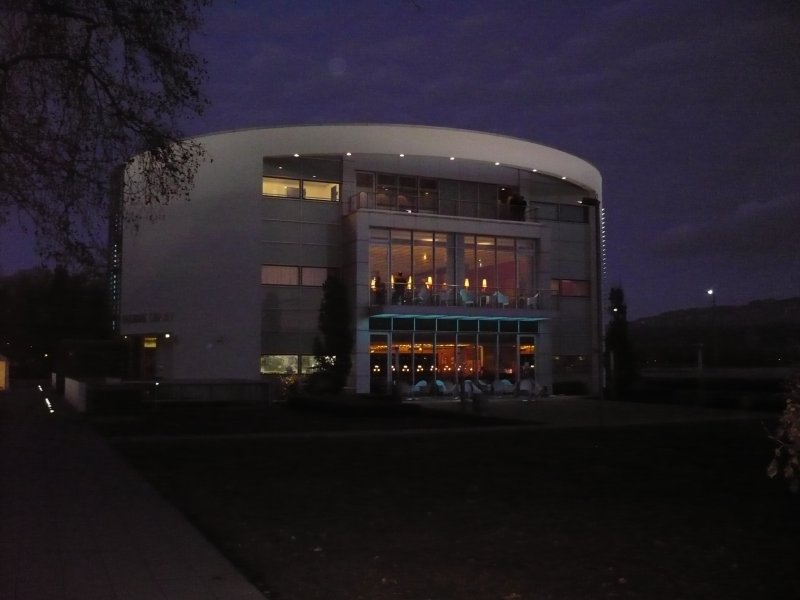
[630,297,800,368]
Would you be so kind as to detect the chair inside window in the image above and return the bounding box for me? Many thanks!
[493,291,510,307]
[414,286,431,304]
[459,288,476,306]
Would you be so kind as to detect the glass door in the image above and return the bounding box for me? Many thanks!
[369,333,391,395]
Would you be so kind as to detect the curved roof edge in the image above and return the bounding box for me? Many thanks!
[192,124,602,195]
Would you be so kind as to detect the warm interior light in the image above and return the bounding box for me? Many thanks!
[426,276,432,288]
[371,276,376,290]
[406,275,412,290]
[482,278,487,290]
[464,278,470,288]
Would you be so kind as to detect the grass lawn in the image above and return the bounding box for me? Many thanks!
[111,410,799,600]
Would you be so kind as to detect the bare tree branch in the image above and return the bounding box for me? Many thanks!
[0,0,211,271]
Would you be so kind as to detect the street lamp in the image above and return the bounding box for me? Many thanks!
[707,289,715,307]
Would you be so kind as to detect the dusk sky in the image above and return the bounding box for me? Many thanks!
[2,0,798,318]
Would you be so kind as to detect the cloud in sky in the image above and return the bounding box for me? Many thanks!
[654,193,800,261]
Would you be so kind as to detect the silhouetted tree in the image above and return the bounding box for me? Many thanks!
[605,286,638,397]
[309,276,353,394]
[0,0,211,269]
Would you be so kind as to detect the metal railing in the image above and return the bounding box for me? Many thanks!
[370,285,554,310]
[347,192,530,222]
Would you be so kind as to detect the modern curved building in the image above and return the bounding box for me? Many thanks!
[115,124,604,396]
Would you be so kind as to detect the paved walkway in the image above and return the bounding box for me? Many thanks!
[0,380,264,600]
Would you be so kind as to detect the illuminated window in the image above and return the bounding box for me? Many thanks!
[143,336,158,349]
[262,177,301,198]
[303,181,340,201]
[260,355,299,374]
[301,355,323,373]
[261,265,299,285]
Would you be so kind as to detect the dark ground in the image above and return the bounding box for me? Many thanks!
[104,405,799,600]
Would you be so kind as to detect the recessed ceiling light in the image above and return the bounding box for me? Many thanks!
[532,169,538,172]
[495,162,500,166]
[293,153,300,157]
[346,152,352,156]
[399,153,405,157]
[449,156,455,160]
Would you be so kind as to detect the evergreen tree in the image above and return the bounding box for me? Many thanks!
[310,276,353,394]
[605,286,638,397]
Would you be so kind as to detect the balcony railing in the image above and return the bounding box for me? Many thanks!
[369,285,554,310]
[347,192,530,222]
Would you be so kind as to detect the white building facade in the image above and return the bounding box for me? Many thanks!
[116,124,604,396]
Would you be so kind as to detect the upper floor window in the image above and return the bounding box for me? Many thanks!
[263,177,301,198]
[551,279,590,297]
[533,202,588,222]
[303,180,339,201]
[261,265,337,286]
[263,155,341,202]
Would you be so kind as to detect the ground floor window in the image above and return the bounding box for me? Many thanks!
[369,317,538,395]
[260,354,322,375]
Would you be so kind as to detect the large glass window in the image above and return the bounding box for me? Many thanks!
[558,205,588,222]
[263,156,341,201]
[390,230,412,305]
[419,178,438,212]
[413,232,434,304]
[303,180,339,201]
[369,229,390,304]
[262,177,301,198]
[368,229,541,307]
[517,239,535,303]
[476,235,495,301]
[260,355,299,374]
[496,237,515,304]
[459,181,479,218]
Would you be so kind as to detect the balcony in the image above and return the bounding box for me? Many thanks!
[347,192,529,222]
[369,285,554,313]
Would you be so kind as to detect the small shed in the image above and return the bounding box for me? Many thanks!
[0,354,8,391]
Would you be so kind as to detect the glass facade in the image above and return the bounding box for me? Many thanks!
[262,156,341,201]
[369,228,543,309]
[368,316,538,395]
[354,171,522,220]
